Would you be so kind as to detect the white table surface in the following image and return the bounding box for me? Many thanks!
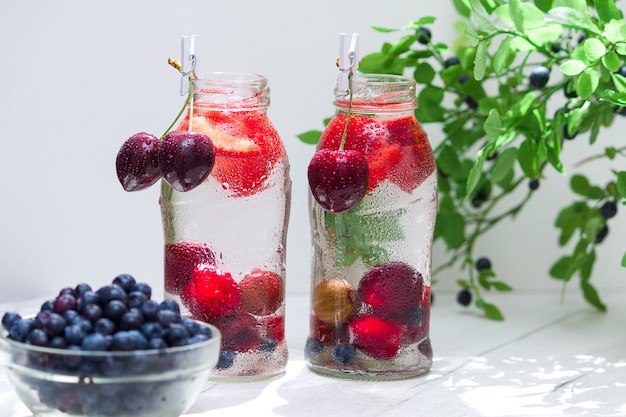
[1,288,625,417]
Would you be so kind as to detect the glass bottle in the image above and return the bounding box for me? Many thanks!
[305,73,437,379]
[160,72,291,380]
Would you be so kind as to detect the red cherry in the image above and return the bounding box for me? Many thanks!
[239,269,284,316]
[307,149,369,213]
[158,130,215,192]
[115,132,162,191]
[164,242,216,295]
[214,311,261,352]
[358,261,424,317]
[349,315,401,361]
[181,264,240,321]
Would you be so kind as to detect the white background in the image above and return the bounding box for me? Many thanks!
[0,1,624,304]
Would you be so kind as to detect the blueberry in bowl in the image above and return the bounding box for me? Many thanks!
[0,275,221,417]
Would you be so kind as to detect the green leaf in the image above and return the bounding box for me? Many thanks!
[577,67,600,99]
[534,0,554,12]
[560,59,586,76]
[611,73,626,93]
[484,109,503,141]
[548,6,601,34]
[372,25,400,33]
[580,280,607,312]
[579,249,596,281]
[405,17,438,29]
[595,0,623,23]
[440,211,467,249]
[492,281,513,292]
[481,302,505,321]
[616,171,626,197]
[583,38,607,62]
[453,0,472,17]
[469,0,499,32]
[492,37,513,75]
[509,0,525,31]
[570,174,590,196]
[602,52,621,72]
[518,138,539,177]
[621,252,626,267]
[491,147,518,184]
[550,255,575,280]
[389,34,419,56]
[466,151,487,199]
[507,92,536,120]
[474,39,489,81]
[413,62,436,84]
[297,130,322,145]
[525,23,563,46]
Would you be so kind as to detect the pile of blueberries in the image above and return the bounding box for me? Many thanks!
[1,274,216,415]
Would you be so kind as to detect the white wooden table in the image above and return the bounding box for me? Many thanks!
[1,288,625,417]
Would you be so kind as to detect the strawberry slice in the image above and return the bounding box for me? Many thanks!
[164,242,216,295]
[349,315,401,361]
[181,264,241,321]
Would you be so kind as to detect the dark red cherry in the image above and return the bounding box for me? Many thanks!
[116,132,161,192]
[158,130,215,192]
[307,148,369,213]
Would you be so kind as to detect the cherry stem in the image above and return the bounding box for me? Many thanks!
[339,72,354,151]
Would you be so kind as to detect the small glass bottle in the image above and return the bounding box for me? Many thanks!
[160,72,291,380]
[305,73,437,379]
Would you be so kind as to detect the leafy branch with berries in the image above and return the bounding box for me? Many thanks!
[299,0,626,320]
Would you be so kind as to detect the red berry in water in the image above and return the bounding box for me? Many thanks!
[239,269,284,316]
[214,311,261,352]
[358,261,423,318]
[181,264,240,321]
[349,315,401,361]
[158,130,215,192]
[307,148,369,213]
[164,242,216,295]
[115,132,161,191]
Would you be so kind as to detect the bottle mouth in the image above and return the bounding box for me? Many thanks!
[191,72,270,110]
[334,73,417,112]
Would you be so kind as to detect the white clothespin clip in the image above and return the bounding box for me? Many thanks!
[337,33,360,92]
[180,35,197,96]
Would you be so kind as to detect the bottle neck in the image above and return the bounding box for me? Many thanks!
[334,74,417,116]
[191,72,270,111]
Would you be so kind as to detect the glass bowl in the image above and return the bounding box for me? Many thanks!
[0,321,221,417]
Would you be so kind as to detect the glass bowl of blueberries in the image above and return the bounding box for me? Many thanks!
[0,274,221,417]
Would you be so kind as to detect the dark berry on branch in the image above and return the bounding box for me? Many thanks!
[475,257,492,271]
[458,74,470,84]
[613,106,626,116]
[457,289,472,307]
[600,201,617,219]
[444,56,461,68]
[596,225,609,243]
[563,80,578,99]
[465,96,478,109]
[617,65,626,78]
[563,123,578,140]
[529,179,540,191]
[416,27,432,44]
[530,66,550,88]
[578,34,587,44]
[550,42,562,53]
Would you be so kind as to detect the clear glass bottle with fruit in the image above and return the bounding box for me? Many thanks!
[305,34,437,379]
[116,39,291,380]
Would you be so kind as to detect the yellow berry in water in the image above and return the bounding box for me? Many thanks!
[312,279,357,324]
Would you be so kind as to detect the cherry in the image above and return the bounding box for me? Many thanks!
[115,132,162,192]
[307,149,369,213]
[158,130,215,192]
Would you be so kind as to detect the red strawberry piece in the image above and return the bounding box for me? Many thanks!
[265,315,285,343]
[164,242,216,295]
[349,315,401,361]
[181,264,240,321]
[214,311,261,352]
[239,268,284,316]
[307,149,369,213]
[358,261,424,318]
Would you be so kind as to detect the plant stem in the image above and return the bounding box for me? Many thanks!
[339,73,354,152]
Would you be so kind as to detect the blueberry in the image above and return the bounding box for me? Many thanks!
[128,330,149,349]
[148,338,168,349]
[600,201,617,219]
[127,291,148,309]
[260,337,278,353]
[416,27,432,44]
[104,300,128,322]
[63,345,84,369]
[180,317,201,336]
[196,324,213,339]
[444,56,460,68]
[36,311,66,337]
[475,257,492,271]
[458,74,470,84]
[49,336,67,349]
[94,318,116,335]
[159,298,180,315]
[111,331,135,351]
[529,179,540,191]
[304,337,324,358]
[141,322,164,340]
[418,338,433,359]
[74,282,92,297]
[617,65,626,78]
[40,300,54,312]
[187,334,209,345]
[131,282,152,299]
[530,66,550,88]
[464,95,478,109]
[457,288,472,306]
[82,333,108,351]
[97,284,127,305]
[65,324,87,346]
[82,303,103,322]
[26,328,48,346]
[563,122,578,140]
[333,343,356,365]
[140,300,160,322]
[564,80,578,98]
[406,305,426,328]
[58,287,75,296]
[9,318,34,342]
[112,273,136,293]
[77,291,101,312]
[119,310,144,331]
[63,309,80,323]
[53,294,77,314]
[596,224,609,243]
[164,323,189,346]
[2,312,21,331]
[216,350,236,370]
[157,309,179,328]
